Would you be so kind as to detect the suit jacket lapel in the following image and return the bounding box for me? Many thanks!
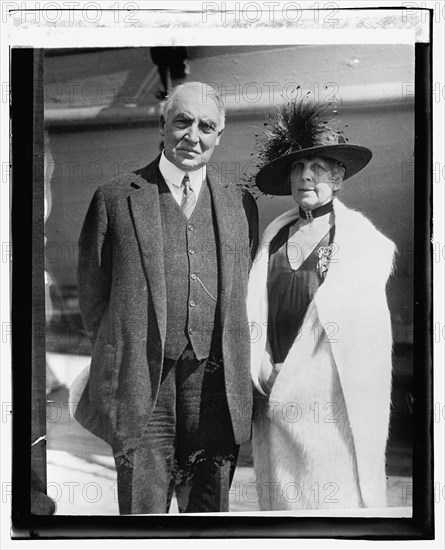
[207,172,236,328]
[129,159,167,343]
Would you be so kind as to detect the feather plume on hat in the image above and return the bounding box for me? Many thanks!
[257,100,344,166]
[251,98,372,196]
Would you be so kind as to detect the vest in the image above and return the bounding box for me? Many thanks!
[158,177,220,361]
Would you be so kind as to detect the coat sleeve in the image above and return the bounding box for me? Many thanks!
[77,186,112,344]
[242,190,259,266]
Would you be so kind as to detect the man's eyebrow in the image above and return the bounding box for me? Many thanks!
[173,111,193,120]
[172,112,218,128]
[200,118,217,126]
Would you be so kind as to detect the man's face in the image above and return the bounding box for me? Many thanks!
[160,85,223,171]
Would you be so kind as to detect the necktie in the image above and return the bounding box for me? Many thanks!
[180,173,196,219]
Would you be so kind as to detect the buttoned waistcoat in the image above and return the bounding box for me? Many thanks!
[159,177,219,361]
[75,156,258,448]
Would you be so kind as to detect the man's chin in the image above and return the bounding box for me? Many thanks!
[177,159,204,171]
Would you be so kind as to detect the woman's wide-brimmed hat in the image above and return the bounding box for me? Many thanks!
[255,100,372,196]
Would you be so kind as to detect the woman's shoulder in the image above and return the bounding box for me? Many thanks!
[268,220,299,258]
[334,200,395,247]
[334,200,396,276]
[261,208,300,245]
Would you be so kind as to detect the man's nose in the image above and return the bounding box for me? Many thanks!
[185,124,199,143]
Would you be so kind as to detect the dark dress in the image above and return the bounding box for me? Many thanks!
[267,222,335,365]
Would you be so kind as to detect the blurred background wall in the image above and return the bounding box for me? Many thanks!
[44,44,414,356]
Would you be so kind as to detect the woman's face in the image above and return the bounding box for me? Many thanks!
[290,156,339,210]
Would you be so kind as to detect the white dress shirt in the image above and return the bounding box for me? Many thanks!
[159,151,205,206]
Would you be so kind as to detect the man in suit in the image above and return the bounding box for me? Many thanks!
[75,82,258,514]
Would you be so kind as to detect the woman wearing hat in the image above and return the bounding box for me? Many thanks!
[247,100,396,510]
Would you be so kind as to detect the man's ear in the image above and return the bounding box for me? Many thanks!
[159,115,165,136]
[215,128,224,146]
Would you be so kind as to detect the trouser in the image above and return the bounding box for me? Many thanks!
[112,344,239,514]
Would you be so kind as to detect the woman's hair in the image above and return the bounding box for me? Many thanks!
[324,158,346,193]
[288,156,346,193]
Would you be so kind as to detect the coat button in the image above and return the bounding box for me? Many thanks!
[191,273,197,280]
[189,300,196,307]
[189,249,195,255]
[188,328,193,334]
[188,224,194,231]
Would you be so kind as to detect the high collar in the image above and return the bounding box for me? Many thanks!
[159,151,206,188]
[299,201,334,222]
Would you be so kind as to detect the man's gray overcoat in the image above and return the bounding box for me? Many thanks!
[75,157,259,448]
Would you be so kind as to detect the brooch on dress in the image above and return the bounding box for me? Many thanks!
[316,244,335,280]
